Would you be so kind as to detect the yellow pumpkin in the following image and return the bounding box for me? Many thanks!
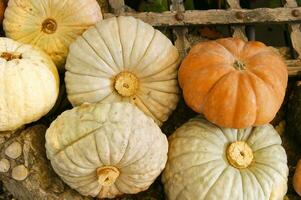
[3,0,102,69]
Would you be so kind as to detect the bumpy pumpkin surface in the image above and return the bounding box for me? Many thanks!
[179,38,288,128]
[162,116,288,200]
[3,0,102,69]
[0,37,59,131]
[65,16,179,126]
[45,102,168,199]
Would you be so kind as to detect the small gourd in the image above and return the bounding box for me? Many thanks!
[3,0,102,69]
[65,16,180,126]
[293,159,301,197]
[0,37,59,131]
[179,38,288,128]
[162,116,288,200]
[45,102,168,198]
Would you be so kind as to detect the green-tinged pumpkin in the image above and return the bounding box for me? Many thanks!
[45,102,168,199]
[162,116,288,200]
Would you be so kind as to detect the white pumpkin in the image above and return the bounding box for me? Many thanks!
[3,0,102,69]
[162,116,288,200]
[45,102,168,199]
[0,37,59,131]
[65,16,180,126]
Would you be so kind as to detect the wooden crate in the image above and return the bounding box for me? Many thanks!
[105,0,301,77]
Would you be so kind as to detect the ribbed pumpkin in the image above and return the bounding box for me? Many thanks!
[0,37,59,131]
[162,116,288,200]
[46,102,168,198]
[65,16,180,126]
[3,0,102,69]
[179,38,288,128]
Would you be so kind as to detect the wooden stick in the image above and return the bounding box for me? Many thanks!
[104,7,301,26]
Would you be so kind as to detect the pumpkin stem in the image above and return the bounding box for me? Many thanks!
[233,60,246,70]
[0,52,22,61]
[97,166,120,186]
[42,18,57,34]
[114,72,139,97]
[226,141,253,169]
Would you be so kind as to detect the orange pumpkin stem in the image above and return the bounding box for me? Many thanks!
[233,60,246,70]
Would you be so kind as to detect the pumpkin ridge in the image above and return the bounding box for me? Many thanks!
[202,166,230,200]
[92,130,105,166]
[80,35,119,74]
[66,54,114,77]
[202,72,240,126]
[231,73,241,128]
[130,29,157,71]
[53,126,102,156]
[140,82,178,94]
[197,70,234,113]
[114,106,134,166]
[169,161,227,199]
[93,26,122,73]
[126,18,139,69]
[213,40,237,60]
[247,69,282,103]
[163,159,223,184]
[254,161,287,180]
[245,72,262,125]
[95,19,124,71]
[248,168,269,199]
[63,148,95,170]
[135,95,162,122]
[116,17,126,71]
[141,58,179,79]
[138,90,170,109]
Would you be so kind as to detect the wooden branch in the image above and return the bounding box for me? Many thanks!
[0,126,91,200]
[226,0,247,41]
[287,59,301,76]
[104,7,301,26]
[108,0,125,14]
[283,0,301,59]
[170,0,191,58]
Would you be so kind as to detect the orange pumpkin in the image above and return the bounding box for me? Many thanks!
[178,37,288,128]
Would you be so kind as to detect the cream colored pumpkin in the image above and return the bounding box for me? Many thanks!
[45,102,168,199]
[65,16,180,126]
[3,0,102,69]
[0,37,59,131]
[162,116,288,200]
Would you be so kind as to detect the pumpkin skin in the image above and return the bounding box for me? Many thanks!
[65,16,179,126]
[3,0,102,69]
[162,116,288,200]
[293,159,301,197]
[0,37,59,131]
[45,102,168,199]
[179,38,288,128]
